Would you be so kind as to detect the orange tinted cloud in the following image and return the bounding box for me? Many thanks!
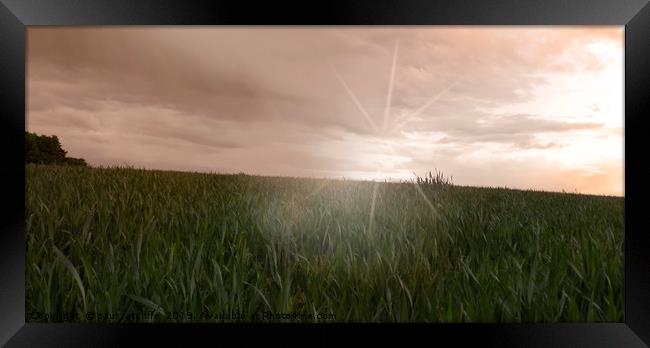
[27,27,623,196]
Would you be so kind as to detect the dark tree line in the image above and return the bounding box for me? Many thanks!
[26,131,88,166]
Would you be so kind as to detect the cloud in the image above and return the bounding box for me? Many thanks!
[423,113,603,148]
[27,27,623,195]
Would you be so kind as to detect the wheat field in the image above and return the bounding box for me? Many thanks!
[25,164,624,322]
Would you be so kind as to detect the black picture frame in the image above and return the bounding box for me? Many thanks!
[1,0,649,346]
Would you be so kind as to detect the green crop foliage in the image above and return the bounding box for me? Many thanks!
[25,164,624,322]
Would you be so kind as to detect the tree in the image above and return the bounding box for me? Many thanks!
[25,132,88,166]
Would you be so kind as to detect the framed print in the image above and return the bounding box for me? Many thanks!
[1,0,649,346]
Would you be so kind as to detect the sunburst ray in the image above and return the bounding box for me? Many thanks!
[413,176,438,216]
[330,65,379,132]
[382,40,400,132]
[367,181,380,235]
[390,76,465,133]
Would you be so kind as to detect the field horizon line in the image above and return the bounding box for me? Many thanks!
[26,163,624,199]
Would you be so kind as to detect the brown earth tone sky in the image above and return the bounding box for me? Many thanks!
[27,27,624,196]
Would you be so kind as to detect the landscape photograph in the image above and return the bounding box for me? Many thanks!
[26,27,624,322]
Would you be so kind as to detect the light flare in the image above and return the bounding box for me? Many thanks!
[330,65,379,132]
[382,40,400,132]
[391,76,465,133]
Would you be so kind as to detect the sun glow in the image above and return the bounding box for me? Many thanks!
[320,29,623,196]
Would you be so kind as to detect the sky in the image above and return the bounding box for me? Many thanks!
[27,27,624,196]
